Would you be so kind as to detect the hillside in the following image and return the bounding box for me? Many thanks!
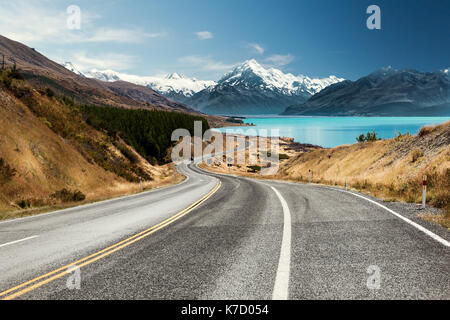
[283,67,450,116]
[0,35,203,115]
[0,67,209,219]
[277,122,450,226]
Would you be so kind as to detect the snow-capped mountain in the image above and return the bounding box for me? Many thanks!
[62,59,343,115]
[185,59,344,115]
[61,62,85,77]
[283,67,450,116]
[67,67,216,103]
[219,59,341,96]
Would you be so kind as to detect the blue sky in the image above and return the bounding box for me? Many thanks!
[0,0,448,80]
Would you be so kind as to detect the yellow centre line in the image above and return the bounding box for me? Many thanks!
[0,180,221,300]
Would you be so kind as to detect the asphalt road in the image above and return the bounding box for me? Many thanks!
[0,162,449,300]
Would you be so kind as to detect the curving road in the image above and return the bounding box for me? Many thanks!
[0,162,449,300]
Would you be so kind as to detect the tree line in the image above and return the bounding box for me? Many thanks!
[80,105,210,164]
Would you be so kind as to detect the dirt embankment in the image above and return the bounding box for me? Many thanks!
[0,74,182,220]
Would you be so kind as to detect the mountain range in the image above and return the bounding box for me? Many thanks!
[62,63,216,104]
[72,59,344,115]
[61,49,450,117]
[283,67,450,116]
[0,35,202,116]
[185,60,344,115]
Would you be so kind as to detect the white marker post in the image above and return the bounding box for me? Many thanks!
[422,175,427,209]
[309,169,312,184]
[139,176,143,191]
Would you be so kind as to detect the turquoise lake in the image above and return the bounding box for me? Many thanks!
[216,117,450,148]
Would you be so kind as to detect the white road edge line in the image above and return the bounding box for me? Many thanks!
[270,186,292,300]
[332,188,450,248]
[0,235,39,248]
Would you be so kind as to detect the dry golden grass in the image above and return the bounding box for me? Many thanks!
[275,122,450,228]
[0,75,182,220]
[201,124,450,229]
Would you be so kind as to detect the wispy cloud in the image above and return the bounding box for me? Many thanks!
[247,43,265,55]
[178,55,236,71]
[264,54,295,67]
[0,0,165,44]
[69,52,136,71]
[195,31,214,40]
[86,28,166,43]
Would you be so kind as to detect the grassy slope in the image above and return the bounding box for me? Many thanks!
[277,122,450,227]
[0,71,189,218]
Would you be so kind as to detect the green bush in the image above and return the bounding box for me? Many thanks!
[356,134,365,142]
[356,131,380,142]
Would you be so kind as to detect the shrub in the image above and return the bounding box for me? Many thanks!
[0,158,16,181]
[247,165,261,173]
[73,190,86,202]
[356,132,379,142]
[115,142,139,164]
[279,153,290,160]
[52,188,86,202]
[45,87,55,98]
[366,131,379,142]
[356,134,365,143]
[410,149,424,163]
[8,64,24,80]
[17,199,31,209]
[418,126,433,137]
[60,96,75,106]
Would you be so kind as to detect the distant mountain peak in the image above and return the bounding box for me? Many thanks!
[370,66,399,77]
[185,60,345,115]
[165,73,185,80]
[219,59,344,96]
[61,62,84,76]
[239,59,262,70]
[283,67,450,116]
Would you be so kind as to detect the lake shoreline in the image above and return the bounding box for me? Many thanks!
[214,116,450,148]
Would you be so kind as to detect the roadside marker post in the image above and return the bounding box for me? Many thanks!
[139,176,143,191]
[422,175,427,209]
[309,169,312,184]
[227,157,232,173]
